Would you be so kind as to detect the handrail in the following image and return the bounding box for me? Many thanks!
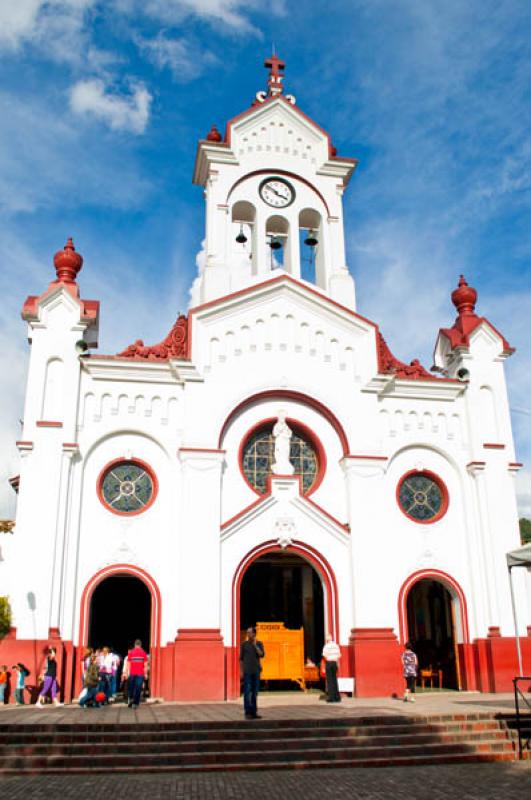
[512,676,531,760]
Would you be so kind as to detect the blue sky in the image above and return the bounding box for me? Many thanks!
[0,0,530,518]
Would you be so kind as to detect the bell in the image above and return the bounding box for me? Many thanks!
[236,225,248,244]
[304,230,318,247]
[269,238,282,250]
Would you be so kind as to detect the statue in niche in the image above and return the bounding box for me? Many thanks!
[272,412,294,475]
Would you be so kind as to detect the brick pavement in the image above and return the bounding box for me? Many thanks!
[0,689,520,724]
[0,763,530,799]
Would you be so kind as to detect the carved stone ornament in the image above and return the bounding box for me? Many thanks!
[274,517,297,549]
[117,315,189,361]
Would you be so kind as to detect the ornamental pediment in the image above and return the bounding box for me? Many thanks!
[229,99,329,171]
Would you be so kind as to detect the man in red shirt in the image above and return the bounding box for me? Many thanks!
[127,639,148,709]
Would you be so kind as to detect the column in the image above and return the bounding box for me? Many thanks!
[341,455,403,697]
[173,448,226,700]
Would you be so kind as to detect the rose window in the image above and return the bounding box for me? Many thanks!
[398,472,447,522]
[100,461,155,514]
[242,422,319,495]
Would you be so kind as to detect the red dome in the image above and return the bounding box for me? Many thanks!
[53,238,83,284]
[451,274,477,316]
[206,124,222,142]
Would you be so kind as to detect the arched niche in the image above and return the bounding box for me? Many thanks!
[41,357,64,421]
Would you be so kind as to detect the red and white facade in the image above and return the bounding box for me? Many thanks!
[1,57,530,701]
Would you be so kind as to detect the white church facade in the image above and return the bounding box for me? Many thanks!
[1,56,529,702]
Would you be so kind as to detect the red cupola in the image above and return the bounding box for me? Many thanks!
[451,274,477,317]
[53,238,83,284]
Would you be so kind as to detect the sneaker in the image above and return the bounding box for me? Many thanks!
[409,697,416,702]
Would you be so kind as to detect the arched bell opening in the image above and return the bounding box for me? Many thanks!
[299,208,322,286]
[405,578,462,690]
[231,200,256,273]
[266,214,289,271]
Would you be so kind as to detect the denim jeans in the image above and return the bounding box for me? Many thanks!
[243,672,260,716]
[0,683,5,704]
[79,686,100,707]
[128,674,144,706]
[15,688,25,705]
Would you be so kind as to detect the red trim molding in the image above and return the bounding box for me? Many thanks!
[346,454,388,461]
[396,469,449,525]
[96,457,158,517]
[483,443,506,450]
[36,420,63,428]
[218,389,350,455]
[179,447,226,454]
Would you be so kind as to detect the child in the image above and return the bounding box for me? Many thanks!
[0,665,7,705]
[401,641,418,702]
[79,654,101,708]
[13,663,29,705]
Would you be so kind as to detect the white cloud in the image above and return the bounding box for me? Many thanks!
[136,33,217,81]
[0,0,96,60]
[139,0,284,34]
[69,79,152,134]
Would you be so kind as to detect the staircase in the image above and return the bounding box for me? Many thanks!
[0,713,523,774]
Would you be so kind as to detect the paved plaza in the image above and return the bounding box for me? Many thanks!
[0,763,530,800]
[0,688,523,724]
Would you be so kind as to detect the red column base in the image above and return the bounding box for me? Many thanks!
[171,629,225,701]
[349,628,403,697]
[474,631,531,692]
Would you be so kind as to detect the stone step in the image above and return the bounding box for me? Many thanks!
[0,737,516,770]
[0,747,517,776]
[0,729,511,756]
[0,717,505,742]
[0,711,498,734]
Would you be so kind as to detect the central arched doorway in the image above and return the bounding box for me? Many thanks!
[406,579,460,689]
[88,575,152,659]
[241,551,325,668]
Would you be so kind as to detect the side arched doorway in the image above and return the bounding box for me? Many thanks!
[405,578,462,690]
[233,542,339,693]
[88,576,151,658]
[79,565,162,699]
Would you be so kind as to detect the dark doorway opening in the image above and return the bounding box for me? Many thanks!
[241,552,325,667]
[88,576,151,662]
[406,579,460,689]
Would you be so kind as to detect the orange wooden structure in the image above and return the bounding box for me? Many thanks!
[253,622,306,690]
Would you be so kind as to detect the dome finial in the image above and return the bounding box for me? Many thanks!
[53,237,83,284]
[451,274,477,317]
[206,124,222,142]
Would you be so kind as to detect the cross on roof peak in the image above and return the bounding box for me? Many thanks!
[264,52,285,96]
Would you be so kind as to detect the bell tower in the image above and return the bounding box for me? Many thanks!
[192,55,358,309]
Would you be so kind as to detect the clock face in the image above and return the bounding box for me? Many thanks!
[259,177,295,208]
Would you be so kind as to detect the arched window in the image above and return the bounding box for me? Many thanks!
[231,200,256,271]
[298,208,322,285]
[266,214,289,270]
[241,418,322,495]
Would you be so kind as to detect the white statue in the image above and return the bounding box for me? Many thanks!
[272,412,294,475]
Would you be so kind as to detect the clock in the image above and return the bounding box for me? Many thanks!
[259,176,295,208]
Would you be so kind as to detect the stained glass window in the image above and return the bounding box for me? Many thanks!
[100,461,155,513]
[398,473,445,522]
[242,423,318,494]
